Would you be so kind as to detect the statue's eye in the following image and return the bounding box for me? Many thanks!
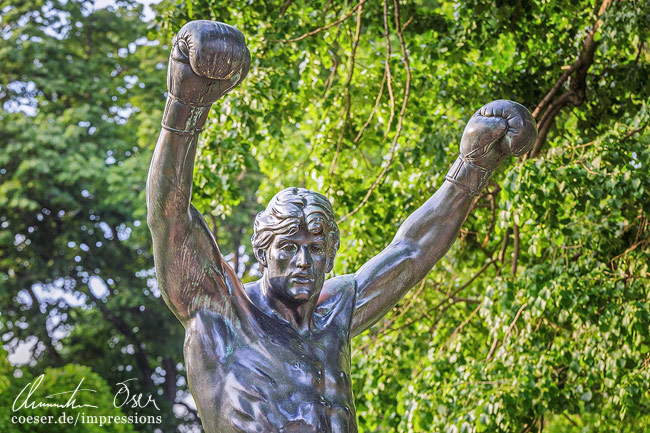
[280,243,297,252]
[310,244,325,255]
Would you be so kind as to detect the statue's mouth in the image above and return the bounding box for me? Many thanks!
[291,274,313,283]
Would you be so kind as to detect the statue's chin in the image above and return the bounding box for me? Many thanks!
[285,284,319,304]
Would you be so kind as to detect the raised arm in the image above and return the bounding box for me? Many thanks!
[351,100,537,336]
[146,21,250,325]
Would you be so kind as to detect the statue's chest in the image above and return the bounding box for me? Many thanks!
[225,329,350,401]
[185,314,355,432]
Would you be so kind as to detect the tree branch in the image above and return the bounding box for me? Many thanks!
[353,69,386,144]
[278,0,294,17]
[527,0,614,158]
[437,302,482,352]
[482,189,498,247]
[338,0,411,223]
[531,61,581,119]
[511,223,520,276]
[25,285,64,366]
[322,51,340,98]
[162,356,177,404]
[622,124,647,141]
[381,259,497,338]
[487,302,528,362]
[85,278,154,389]
[329,3,363,174]
[383,0,395,136]
[278,0,368,43]
[529,90,579,157]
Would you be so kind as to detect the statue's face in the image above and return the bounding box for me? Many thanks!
[263,226,329,305]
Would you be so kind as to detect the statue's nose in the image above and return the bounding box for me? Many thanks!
[296,246,312,269]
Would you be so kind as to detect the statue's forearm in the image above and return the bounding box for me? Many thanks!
[391,178,475,282]
[391,154,492,281]
[393,155,488,251]
[146,98,211,230]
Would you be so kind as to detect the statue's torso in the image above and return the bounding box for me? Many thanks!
[184,276,357,433]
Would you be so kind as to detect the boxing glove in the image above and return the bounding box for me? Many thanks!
[162,21,250,134]
[446,100,537,195]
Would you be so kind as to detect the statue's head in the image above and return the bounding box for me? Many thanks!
[252,187,340,304]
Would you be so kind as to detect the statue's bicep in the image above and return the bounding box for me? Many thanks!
[152,207,237,322]
[351,242,416,336]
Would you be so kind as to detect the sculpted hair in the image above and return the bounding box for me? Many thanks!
[252,187,340,269]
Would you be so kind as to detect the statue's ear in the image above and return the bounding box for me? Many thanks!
[255,248,267,268]
[325,256,334,273]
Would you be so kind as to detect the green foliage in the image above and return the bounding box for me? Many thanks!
[0,1,192,431]
[2,0,648,432]
[0,348,135,433]
[154,0,650,431]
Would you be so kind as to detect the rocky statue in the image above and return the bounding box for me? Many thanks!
[146,20,538,433]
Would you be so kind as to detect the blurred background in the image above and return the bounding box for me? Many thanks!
[1,0,649,431]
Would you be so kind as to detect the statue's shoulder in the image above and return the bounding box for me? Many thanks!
[315,274,357,329]
[320,274,356,301]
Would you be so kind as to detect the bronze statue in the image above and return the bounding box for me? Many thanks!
[146,20,537,433]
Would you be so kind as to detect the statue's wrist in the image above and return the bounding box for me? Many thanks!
[445,155,492,196]
[161,95,211,135]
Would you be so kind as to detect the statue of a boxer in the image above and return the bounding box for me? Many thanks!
[146,20,537,433]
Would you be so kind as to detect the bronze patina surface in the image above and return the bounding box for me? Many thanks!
[146,20,538,433]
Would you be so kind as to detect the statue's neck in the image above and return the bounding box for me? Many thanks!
[247,277,316,335]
